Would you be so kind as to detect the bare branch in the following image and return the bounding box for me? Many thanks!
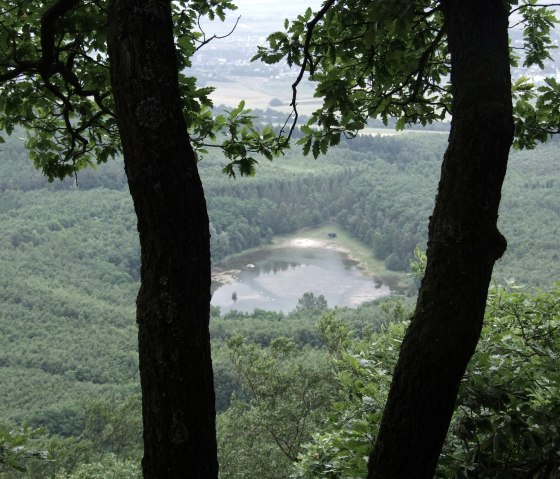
[285,0,338,141]
[409,27,446,103]
[509,3,560,16]
[195,15,241,52]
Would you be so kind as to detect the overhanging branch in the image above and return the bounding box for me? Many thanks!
[282,0,338,142]
[195,14,241,52]
[40,0,80,72]
[509,3,560,16]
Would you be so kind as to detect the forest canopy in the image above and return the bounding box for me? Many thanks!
[1,129,559,477]
[1,0,560,477]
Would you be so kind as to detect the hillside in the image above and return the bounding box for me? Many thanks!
[0,131,559,430]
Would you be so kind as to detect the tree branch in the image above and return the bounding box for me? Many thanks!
[283,0,338,142]
[409,27,445,104]
[40,0,80,72]
[0,65,28,82]
[195,14,241,52]
[509,3,560,16]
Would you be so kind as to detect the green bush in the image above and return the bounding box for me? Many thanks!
[295,284,560,479]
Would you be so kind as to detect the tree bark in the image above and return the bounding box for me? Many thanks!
[107,1,218,478]
[367,1,514,478]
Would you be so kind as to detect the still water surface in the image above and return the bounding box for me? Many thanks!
[211,242,391,313]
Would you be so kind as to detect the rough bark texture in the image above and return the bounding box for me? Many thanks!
[367,1,514,478]
[107,1,218,478]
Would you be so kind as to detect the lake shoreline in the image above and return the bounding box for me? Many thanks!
[211,230,395,313]
[211,236,350,287]
[211,225,411,293]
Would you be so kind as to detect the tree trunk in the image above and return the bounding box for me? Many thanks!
[107,1,218,478]
[367,1,513,478]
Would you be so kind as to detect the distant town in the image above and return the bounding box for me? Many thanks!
[190,6,560,110]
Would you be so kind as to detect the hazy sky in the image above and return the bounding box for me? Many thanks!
[200,0,323,38]
[204,1,560,39]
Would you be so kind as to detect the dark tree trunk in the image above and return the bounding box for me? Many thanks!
[107,1,218,478]
[367,1,513,478]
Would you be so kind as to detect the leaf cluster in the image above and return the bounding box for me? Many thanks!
[441,283,560,478]
[295,284,560,479]
[295,314,406,479]
[0,0,284,180]
[254,0,560,157]
[0,426,49,476]
[0,0,118,180]
[193,101,285,178]
[218,335,336,479]
[253,0,450,158]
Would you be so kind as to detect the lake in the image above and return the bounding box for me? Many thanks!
[211,238,391,313]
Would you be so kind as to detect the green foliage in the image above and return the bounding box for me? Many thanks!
[296,292,329,314]
[205,101,284,178]
[5,396,142,479]
[0,0,116,178]
[439,284,560,478]
[295,318,406,479]
[512,75,560,149]
[0,131,558,431]
[513,0,558,70]
[295,285,560,479]
[82,395,142,460]
[0,0,284,180]
[218,335,336,479]
[254,0,449,157]
[218,399,293,479]
[0,130,557,476]
[408,246,427,281]
[0,426,48,477]
[54,455,141,479]
[255,0,560,154]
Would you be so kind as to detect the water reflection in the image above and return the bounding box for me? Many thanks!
[211,246,391,313]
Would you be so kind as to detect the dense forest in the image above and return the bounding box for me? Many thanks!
[1,131,559,478]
